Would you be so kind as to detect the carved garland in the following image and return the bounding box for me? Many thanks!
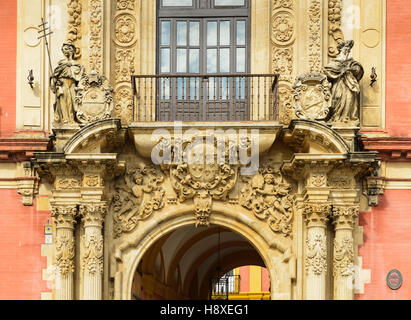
[308,0,322,73]
[333,237,354,277]
[67,0,82,58]
[89,0,104,73]
[55,235,75,276]
[82,234,104,275]
[305,234,327,275]
[328,0,344,58]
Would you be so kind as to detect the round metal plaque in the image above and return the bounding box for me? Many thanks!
[387,269,402,290]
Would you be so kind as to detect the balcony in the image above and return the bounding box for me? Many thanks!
[131,74,279,122]
[210,274,241,300]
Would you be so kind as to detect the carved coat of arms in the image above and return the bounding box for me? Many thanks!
[292,73,332,121]
[75,70,114,124]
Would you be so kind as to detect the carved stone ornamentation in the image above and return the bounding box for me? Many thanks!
[328,0,344,58]
[333,237,354,277]
[50,43,85,125]
[79,203,107,226]
[303,203,331,227]
[66,0,82,58]
[305,234,327,276]
[114,14,137,46]
[323,40,364,126]
[82,234,104,275]
[240,163,294,236]
[308,0,322,73]
[55,234,75,276]
[117,0,135,11]
[112,165,165,237]
[331,205,359,230]
[271,12,295,46]
[51,205,77,229]
[74,70,114,124]
[292,73,332,121]
[89,0,104,73]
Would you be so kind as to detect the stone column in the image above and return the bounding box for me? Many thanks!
[303,202,331,300]
[331,204,359,300]
[79,203,107,300]
[52,205,77,300]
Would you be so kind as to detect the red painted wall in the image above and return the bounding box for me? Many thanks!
[386,1,411,137]
[357,190,411,299]
[0,1,16,137]
[239,266,250,292]
[0,191,50,299]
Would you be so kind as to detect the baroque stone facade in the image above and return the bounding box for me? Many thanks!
[5,0,389,301]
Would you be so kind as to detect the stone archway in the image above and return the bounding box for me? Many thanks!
[115,204,290,300]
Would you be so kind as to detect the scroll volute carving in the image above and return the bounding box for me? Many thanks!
[112,164,165,238]
[240,161,295,237]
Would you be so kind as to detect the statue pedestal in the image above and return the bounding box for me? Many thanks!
[331,126,360,152]
[52,125,81,152]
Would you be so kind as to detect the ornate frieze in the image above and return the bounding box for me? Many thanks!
[333,237,354,277]
[55,234,75,276]
[240,162,294,236]
[112,165,165,237]
[82,234,104,275]
[305,234,327,275]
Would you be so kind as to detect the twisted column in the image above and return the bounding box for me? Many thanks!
[52,205,77,300]
[303,202,331,300]
[331,204,359,300]
[79,203,107,300]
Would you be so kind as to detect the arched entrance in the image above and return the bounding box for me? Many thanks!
[130,224,270,300]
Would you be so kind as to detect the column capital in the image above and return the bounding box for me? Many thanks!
[51,204,77,229]
[79,202,107,227]
[302,202,331,227]
[331,204,359,230]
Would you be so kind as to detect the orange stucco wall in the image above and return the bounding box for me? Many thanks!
[357,190,411,299]
[0,191,51,299]
[386,0,411,137]
[0,0,16,137]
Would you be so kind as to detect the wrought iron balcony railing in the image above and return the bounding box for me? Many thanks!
[131,74,279,122]
[210,275,241,300]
